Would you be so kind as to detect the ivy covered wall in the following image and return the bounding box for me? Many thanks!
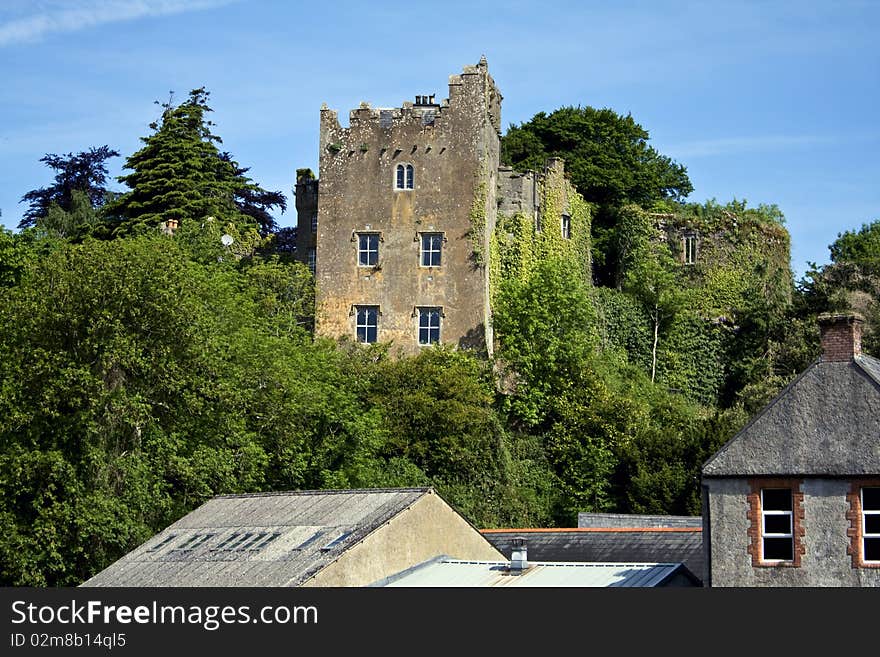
[492,158,592,305]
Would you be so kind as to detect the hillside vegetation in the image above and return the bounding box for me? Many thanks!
[0,91,875,585]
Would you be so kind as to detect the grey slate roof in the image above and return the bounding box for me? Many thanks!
[482,528,704,583]
[373,557,699,587]
[81,488,431,587]
[578,513,702,528]
[702,355,880,477]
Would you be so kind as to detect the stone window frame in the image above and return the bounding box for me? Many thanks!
[353,305,380,344]
[418,232,445,268]
[683,233,698,265]
[746,478,805,568]
[561,213,571,240]
[356,232,381,267]
[846,478,880,568]
[415,306,442,346]
[394,163,414,191]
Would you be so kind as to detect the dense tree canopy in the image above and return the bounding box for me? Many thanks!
[18,146,120,229]
[501,106,693,208]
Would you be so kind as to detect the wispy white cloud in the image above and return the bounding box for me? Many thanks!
[0,0,236,47]
[667,134,836,159]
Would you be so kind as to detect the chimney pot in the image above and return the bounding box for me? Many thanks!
[509,537,528,572]
[818,312,864,362]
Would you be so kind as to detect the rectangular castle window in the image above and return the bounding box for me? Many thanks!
[761,488,794,562]
[417,307,441,345]
[358,233,379,267]
[561,214,571,239]
[684,235,697,265]
[311,213,318,233]
[420,233,443,267]
[355,306,379,344]
[307,247,316,275]
[863,487,880,563]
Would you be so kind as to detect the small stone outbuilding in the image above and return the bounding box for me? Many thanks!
[702,313,880,586]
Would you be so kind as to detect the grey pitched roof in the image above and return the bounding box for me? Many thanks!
[373,557,699,587]
[81,488,431,587]
[702,355,880,477]
[482,528,704,583]
[578,513,702,528]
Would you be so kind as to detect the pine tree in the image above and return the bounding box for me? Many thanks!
[108,88,284,235]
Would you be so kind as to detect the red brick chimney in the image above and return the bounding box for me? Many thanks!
[817,313,864,362]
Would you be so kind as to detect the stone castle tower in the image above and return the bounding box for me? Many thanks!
[295,59,588,355]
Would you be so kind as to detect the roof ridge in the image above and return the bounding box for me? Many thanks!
[855,354,880,387]
[700,357,821,475]
[480,527,702,533]
[212,487,433,499]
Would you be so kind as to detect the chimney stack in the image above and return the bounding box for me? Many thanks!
[509,537,528,572]
[818,312,864,362]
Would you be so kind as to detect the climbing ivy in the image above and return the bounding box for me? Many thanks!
[490,166,592,296]
[469,177,488,266]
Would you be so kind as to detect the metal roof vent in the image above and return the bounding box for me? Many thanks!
[510,537,529,572]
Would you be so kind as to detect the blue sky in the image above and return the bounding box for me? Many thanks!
[0,0,877,279]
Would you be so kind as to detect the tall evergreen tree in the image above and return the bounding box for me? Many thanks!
[108,88,284,235]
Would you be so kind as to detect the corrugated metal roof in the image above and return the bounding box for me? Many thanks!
[82,488,431,587]
[376,559,694,587]
[481,529,704,584]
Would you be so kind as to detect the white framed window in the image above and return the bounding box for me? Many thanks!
[561,213,571,239]
[417,307,441,345]
[307,247,316,275]
[311,213,318,233]
[355,305,379,344]
[420,233,443,267]
[684,234,697,265]
[395,163,414,190]
[862,487,880,563]
[761,488,794,562]
[357,233,380,267]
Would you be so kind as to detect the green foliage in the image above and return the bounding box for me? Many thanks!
[615,406,746,516]
[829,219,880,267]
[493,257,598,429]
[501,106,692,207]
[108,88,282,236]
[0,234,362,584]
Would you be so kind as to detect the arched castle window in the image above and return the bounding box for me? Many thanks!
[395,164,414,190]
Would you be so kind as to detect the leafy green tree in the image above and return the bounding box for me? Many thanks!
[33,189,103,240]
[18,146,119,229]
[108,88,284,236]
[502,106,691,284]
[618,207,687,382]
[493,257,598,429]
[0,234,363,585]
[829,219,880,268]
[502,106,692,207]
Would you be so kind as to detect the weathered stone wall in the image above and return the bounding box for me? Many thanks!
[302,489,503,587]
[706,477,880,586]
[294,176,318,267]
[311,60,501,355]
